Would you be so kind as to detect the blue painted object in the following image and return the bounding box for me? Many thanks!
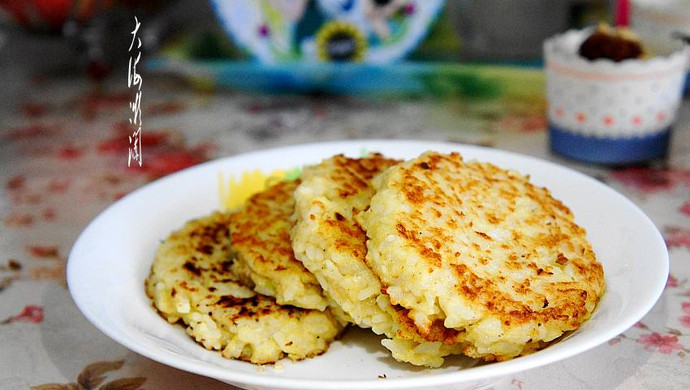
[145,59,544,96]
[549,124,671,165]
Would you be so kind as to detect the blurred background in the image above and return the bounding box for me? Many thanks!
[1,0,688,167]
[2,3,690,389]
[4,0,687,167]
[0,0,614,93]
[0,0,626,145]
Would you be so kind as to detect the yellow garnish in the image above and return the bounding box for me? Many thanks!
[218,170,285,210]
[218,167,302,210]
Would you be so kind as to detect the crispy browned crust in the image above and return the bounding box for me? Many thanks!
[293,154,468,350]
[149,212,312,321]
[165,211,234,283]
[228,180,329,309]
[388,303,464,344]
[328,153,402,198]
[145,212,344,364]
[230,180,299,266]
[399,153,602,325]
[363,152,605,360]
[305,153,401,268]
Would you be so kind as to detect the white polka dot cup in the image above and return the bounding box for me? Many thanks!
[544,28,689,164]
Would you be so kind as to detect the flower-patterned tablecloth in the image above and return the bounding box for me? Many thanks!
[0,65,689,390]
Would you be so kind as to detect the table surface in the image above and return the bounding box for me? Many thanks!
[1,62,689,390]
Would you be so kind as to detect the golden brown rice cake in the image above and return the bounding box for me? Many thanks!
[291,154,464,367]
[361,151,605,361]
[229,179,330,311]
[145,212,343,365]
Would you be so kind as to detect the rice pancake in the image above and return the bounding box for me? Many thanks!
[229,179,330,311]
[361,151,605,361]
[145,211,343,365]
[291,154,464,367]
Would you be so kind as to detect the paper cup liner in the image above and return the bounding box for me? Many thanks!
[544,28,689,164]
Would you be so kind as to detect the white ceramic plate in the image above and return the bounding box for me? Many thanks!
[67,140,668,390]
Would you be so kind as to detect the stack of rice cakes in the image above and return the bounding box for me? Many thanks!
[291,154,465,367]
[146,151,604,367]
[145,212,344,365]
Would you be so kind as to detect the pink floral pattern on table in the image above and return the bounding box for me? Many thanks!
[606,166,690,257]
[664,227,690,251]
[636,332,684,354]
[96,121,215,180]
[607,252,690,359]
[681,303,690,328]
[492,114,548,133]
[609,321,690,358]
[1,305,44,324]
[680,201,690,217]
[609,167,690,193]
[0,64,688,390]
[26,245,60,258]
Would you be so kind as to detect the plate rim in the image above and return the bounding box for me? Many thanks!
[67,139,669,390]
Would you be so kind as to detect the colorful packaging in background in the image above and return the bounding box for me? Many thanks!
[208,0,445,64]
